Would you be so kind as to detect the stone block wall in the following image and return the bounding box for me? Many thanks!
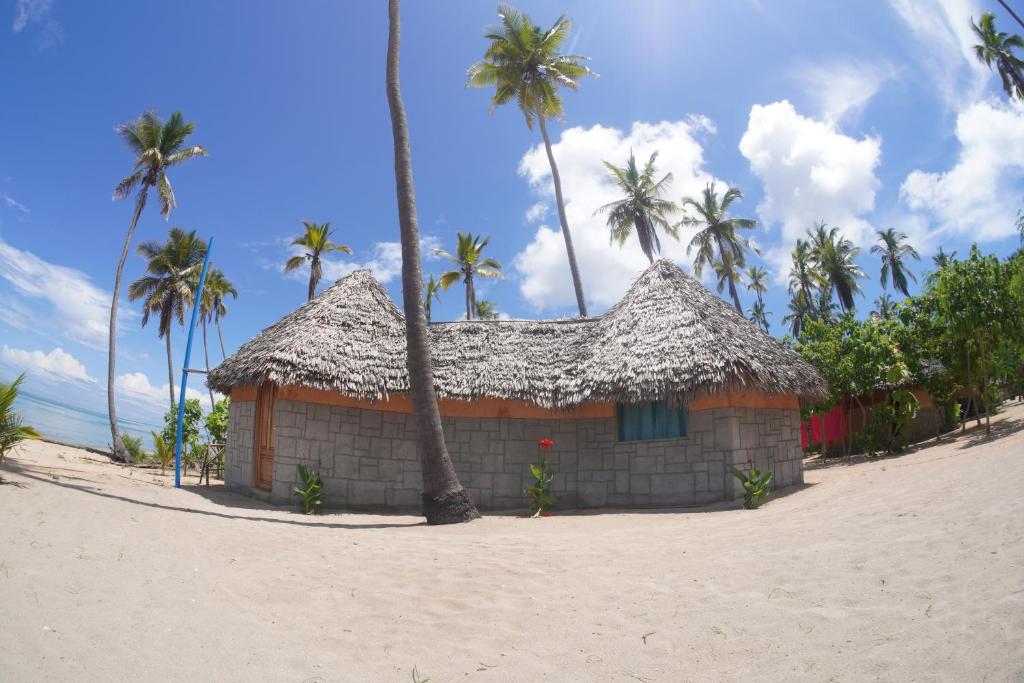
[223,399,804,512]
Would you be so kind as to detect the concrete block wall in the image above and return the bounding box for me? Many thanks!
[223,399,804,512]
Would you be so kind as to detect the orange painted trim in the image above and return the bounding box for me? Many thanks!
[689,387,800,411]
[231,386,257,402]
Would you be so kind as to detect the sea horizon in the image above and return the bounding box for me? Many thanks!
[14,390,162,453]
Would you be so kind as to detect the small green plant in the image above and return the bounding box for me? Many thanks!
[730,467,773,509]
[151,431,174,473]
[293,464,323,515]
[121,433,146,463]
[0,373,41,476]
[204,397,231,445]
[524,442,557,517]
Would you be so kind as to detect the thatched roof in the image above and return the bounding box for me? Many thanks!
[208,260,826,407]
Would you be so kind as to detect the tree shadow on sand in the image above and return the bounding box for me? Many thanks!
[957,413,1024,450]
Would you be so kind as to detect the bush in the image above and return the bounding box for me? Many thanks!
[121,433,146,463]
[293,464,323,515]
[205,397,230,444]
[161,399,203,467]
[151,431,174,473]
[730,467,773,509]
[524,456,557,517]
[0,373,40,471]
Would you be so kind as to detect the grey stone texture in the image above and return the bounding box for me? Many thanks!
[224,399,804,512]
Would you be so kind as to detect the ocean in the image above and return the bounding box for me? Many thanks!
[13,390,163,452]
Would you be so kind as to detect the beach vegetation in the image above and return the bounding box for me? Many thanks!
[971,11,1024,102]
[434,232,502,320]
[283,221,351,302]
[293,464,323,515]
[120,433,146,464]
[151,431,175,473]
[161,399,204,468]
[204,397,231,445]
[730,467,773,509]
[0,374,41,473]
[597,151,678,264]
[525,439,557,516]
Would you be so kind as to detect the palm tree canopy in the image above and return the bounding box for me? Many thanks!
[870,227,920,296]
[932,247,957,269]
[467,5,595,128]
[783,290,813,338]
[711,259,744,295]
[597,151,678,262]
[112,111,207,215]
[872,293,897,320]
[747,300,771,333]
[475,299,500,319]
[808,223,864,312]
[434,232,503,288]
[0,373,41,458]
[196,268,237,322]
[681,182,758,277]
[745,265,768,295]
[283,221,352,272]
[128,227,208,338]
[972,12,1024,101]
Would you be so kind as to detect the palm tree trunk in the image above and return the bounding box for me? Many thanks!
[386,0,479,525]
[307,257,317,302]
[216,318,227,360]
[107,190,147,462]
[465,273,476,320]
[537,113,588,317]
[164,332,175,411]
[202,316,215,409]
[980,333,990,435]
[963,348,971,433]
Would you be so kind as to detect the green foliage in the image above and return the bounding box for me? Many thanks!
[293,464,323,515]
[434,232,503,320]
[0,373,41,467]
[524,457,557,517]
[862,389,920,456]
[205,397,231,444]
[121,433,147,463]
[151,431,175,473]
[730,467,773,509]
[598,150,678,264]
[284,221,351,300]
[161,398,204,465]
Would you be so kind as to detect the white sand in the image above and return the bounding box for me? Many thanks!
[2,403,1023,682]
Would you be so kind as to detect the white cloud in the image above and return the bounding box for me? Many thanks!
[524,202,549,223]
[513,118,722,312]
[1,345,93,383]
[901,99,1024,241]
[3,194,30,215]
[0,240,122,349]
[738,100,882,279]
[887,0,988,109]
[793,59,897,124]
[12,0,62,46]
[117,371,219,413]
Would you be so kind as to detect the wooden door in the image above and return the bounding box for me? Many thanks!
[254,383,277,491]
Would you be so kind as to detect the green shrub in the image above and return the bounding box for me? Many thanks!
[293,464,323,515]
[205,397,230,444]
[151,431,175,473]
[161,399,203,467]
[730,467,773,509]
[121,433,146,463]
[524,457,557,517]
[0,373,40,472]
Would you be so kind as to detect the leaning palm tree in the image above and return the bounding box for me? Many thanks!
[423,274,442,323]
[745,265,770,333]
[387,0,479,524]
[596,151,678,264]
[783,290,813,338]
[284,221,352,302]
[108,111,206,461]
[128,228,207,409]
[808,223,864,313]
[195,267,236,406]
[872,293,897,320]
[871,228,920,297]
[0,374,40,475]
[972,12,1024,101]
[468,5,594,316]
[681,183,758,312]
[434,233,503,320]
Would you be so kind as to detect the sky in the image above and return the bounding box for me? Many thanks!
[2,0,1024,426]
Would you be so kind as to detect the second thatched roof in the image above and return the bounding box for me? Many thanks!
[208,260,827,407]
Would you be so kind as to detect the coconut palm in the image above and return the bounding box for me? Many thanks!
[387,0,479,524]
[423,274,442,323]
[872,293,897,320]
[0,374,40,473]
[475,299,500,320]
[871,228,920,297]
[128,228,208,410]
[284,221,352,302]
[108,111,206,461]
[434,232,503,320]
[195,268,236,406]
[597,151,678,264]
[783,290,813,338]
[808,223,864,313]
[933,247,957,269]
[745,265,770,333]
[467,5,594,316]
[972,12,1024,101]
[681,183,758,312]
[788,238,818,305]
[748,300,771,334]
[815,286,840,323]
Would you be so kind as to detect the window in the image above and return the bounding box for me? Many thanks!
[616,400,687,442]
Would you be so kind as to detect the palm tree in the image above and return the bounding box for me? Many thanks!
[871,228,920,297]
[284,221,352,301]
[108,111,206,461]
[597,151,678,264]
[423,274,442,323]
[872,293,897,320]
[468,5,594,316]
[933,247,957,269]
[203,268,237,361]
[387,0,479,524]
[788,238,818,306]
[783,290,813,338]
[0,374,40,474]
[745,265,770,332]
[681,183,758,312]
[475,299,500,319]
[808,223,864,313]
[434,233,503,320]
[815,286,840,323]
[972,12,1024,101]
[128,228,207,409]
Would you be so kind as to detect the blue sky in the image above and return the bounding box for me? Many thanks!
[2,0,1023,424]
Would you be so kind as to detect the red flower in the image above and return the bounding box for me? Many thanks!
[538,438,555,450]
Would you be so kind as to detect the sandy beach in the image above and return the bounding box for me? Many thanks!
[2,404,1023,682]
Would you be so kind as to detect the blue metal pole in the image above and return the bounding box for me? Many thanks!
[175,237,214,488]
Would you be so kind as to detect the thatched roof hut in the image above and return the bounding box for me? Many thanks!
[208,259,826,407]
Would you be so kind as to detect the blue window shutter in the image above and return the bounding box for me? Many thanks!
[617,400,688,441]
